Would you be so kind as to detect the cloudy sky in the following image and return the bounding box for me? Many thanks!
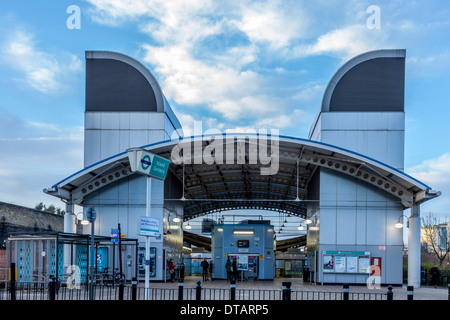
[0,0,449,220]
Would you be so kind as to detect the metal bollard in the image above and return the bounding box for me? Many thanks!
[407,285,414,301]
[131,277,138,300]
[343,283,349,301]
[230,279,236,301]
[386,285,393,301]
[282,281,292,300]
[119,279,124,301]
[49,276,56,300]
[178,278,184,301]
[196,281,202,301]
[9,263,16,301]
[448,284,450,301]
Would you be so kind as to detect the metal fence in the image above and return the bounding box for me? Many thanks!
[0,280,394,301]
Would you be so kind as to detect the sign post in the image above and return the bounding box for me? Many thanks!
[127,148,170,300]
[140,181,162,299]
[86,207,96,300]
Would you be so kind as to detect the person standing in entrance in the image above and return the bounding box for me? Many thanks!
[168,259,175,282]
[225,257,232,281]
[201,258,209,281]
[232,258,238,281]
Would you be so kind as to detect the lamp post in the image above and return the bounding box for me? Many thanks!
[86,207,96,300]
[395,214,409,229]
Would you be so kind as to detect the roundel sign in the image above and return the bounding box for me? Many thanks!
[127,148,170,180]
[140,155,152,171]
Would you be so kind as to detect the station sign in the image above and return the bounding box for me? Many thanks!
[140,216,160,237]
[86,207,96,223]
[111,228,119,243]
[127,148,170,180]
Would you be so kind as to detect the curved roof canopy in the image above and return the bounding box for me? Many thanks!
[45,134,440,220]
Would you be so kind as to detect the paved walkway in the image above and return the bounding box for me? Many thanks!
[145,276,448,300]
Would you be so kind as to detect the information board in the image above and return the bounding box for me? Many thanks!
[322,251,371,274]
[237,255,249,271]
[335,255,346,273]
[346,256,358,273]
[111,228,119,243]
[140,216,160,237]
[358,256,371,273]
[323,255,334,272]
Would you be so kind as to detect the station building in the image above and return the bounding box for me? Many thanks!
[40,49,440,287]
[211,221,275,280]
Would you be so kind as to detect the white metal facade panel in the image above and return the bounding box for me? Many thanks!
[84,111,172,167]
[311,111,405,171]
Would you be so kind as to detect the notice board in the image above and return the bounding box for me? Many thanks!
[322,251,371,274]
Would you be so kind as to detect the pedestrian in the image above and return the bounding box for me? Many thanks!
[168,259,175,282]
[232,257,238,281]
[210,259,214,281]
[225,257,232,281]
[201,257,209,281]
[430,265,440,288]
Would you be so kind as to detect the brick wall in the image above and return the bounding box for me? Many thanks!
[0,249,6,283]
[0,201,64,272]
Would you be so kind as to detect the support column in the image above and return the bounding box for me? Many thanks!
[64,201,76,233]
[145,177,152,300]
[63,201,76,271]
[408,204,421,288]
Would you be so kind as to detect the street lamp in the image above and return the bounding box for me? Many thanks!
[76,212,90,225]
[395,214,409,228]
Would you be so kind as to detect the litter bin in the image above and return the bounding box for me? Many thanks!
[303,266,310,282]
[177,263,185,280]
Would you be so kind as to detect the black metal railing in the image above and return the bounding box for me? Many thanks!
[1,279,392,301]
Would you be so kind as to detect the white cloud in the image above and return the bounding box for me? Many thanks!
[234,1,310,49]
[292,24,388,60]
[256,109,312,129]
[291,84,324,102]
[87,0,222,44]
[143,44,269,119]
[175,113,196,137]
[407,153,450,217]
[407,153,450,186]
[0,29,82,94]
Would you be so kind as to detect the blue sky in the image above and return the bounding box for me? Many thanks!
[0,0,449,220]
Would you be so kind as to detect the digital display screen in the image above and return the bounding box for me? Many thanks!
[237,240,249,248]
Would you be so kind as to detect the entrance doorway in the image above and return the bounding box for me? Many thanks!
[228,254,259,281]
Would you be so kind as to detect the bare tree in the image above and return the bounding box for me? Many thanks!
[421,213,449,266]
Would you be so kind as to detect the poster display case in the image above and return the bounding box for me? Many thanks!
[322,251,371,274]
